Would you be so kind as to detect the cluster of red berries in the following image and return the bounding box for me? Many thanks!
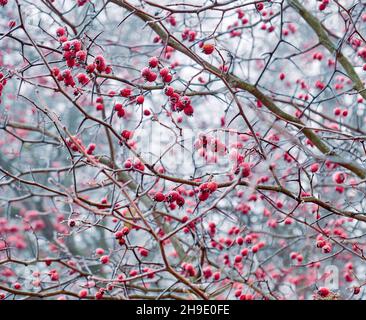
[333,171,346,184]
[124,158,145,171]
[91,55,111,73]
[76,73,89,86]
[333,107,348,117]
[197,181,218,201]
[260,23,275,33]
[289,251,304,264]
[65,136,83,152]
[95,288,106,300]
[208,225,261,256]
[163,46,175,60]
[195,134,227,158]
[86,143,96,155]
[52,68,73,87]
[0,0,8,6]
[158,66,173,83]
[48,269,60,281]
[343,262,354,283]
[58,28,88,69]
[181,262,197,277]
[140,56,173,83]
[282,23,297,36]
[181,28,197,42]
[95,96,104,111]
[65,137,95,156]
[167,15,177,26]
[316,234,332,253]
[8,20,16,29]
[113,103,125,118]
[121,130,133,141]
[228,148,252,177]
[120,87,132,98]
[141,67,157,82]
[22,210,47,232]
[233,161,251,178]
[315,80,325,90]
[238,293,254,300]
[207,222,217,237]
[153,190,185,207]
[53,27,112,92]
[349,36,362,50]
[0,217,28,249]
[313,52,323,61]
[164,86,194,116]
[114,226,130,246]
[226,21,243,38]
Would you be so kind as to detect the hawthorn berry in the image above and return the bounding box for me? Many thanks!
[333,172,346,184]
[148,57,159,68]
[121,130,133,140]
[136,95,144,104]
[202,43,215,55]
[154,192,166,202]
[317,287,330,297]
[78,289,88,298]
[100,255,110,264]
[94,55,107,72]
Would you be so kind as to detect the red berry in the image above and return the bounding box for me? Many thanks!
[94,55,107,72]
[139,248,149,257]
[310,163,319,173]
[207,181,218,193]
[318,287,330,297]
[176,196,185,207]
[13,283,22,290]
[154,192,166,202]
[114,103,123,111]
[234,255,242,263]
[160,67,170,78]
[213,272,221,281]
[148,56,159,68]
[164,86,174,96]
[239,162,251,177]
[78,289,88,298]
[95,248,105,255]
[333,172,346,184]
[120,88,132,97]
[121,130,133,140]
[198,192,210,201]
[240,248,249,256]
[354,287,361,295]
[136,95,144,104]
[100,255,110,264]
[56,27,66,37]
